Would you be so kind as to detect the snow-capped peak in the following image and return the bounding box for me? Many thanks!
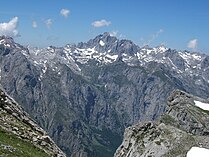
[2,34,209,84]
[155,44,168,53]
[0,35,16,48]
[140,44,168,55]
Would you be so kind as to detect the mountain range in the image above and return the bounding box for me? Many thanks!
[1,32,209,156]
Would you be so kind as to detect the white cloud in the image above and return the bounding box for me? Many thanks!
[0,17,19,37]
[92,19,111,27]
[144,29,164,45]
[60,9,70,18]
[32,21,37,28]
[149,29,163,43]
[45,19,52,28]
[187,39,198,49]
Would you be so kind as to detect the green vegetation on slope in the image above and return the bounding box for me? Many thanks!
[0,128,50,157]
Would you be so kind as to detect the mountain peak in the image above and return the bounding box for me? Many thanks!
[0,35,25,51]
[156,44,167,49]
[78,32,119,50]
[102,32,111,37]
[154,44,168,52]
[0,35,14,46]
[92,32,118,43]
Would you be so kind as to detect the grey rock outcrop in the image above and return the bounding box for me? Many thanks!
[114,90,209,157]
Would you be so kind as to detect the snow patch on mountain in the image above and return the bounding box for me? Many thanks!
[178,52,202,65]
[99,40,105,46]
[0,38,12,48]
[27,46,82,78]
[187,147,209,157]
[3,33,208,84]
[106,54,118,60]
[153,45,168,53]
[194,100,209,111]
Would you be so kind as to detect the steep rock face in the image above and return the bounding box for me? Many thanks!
[1,33,209,156]
[0,88,66,157]
[166,90,209,135]
[114,90,209,157]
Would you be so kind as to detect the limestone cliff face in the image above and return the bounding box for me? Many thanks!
[0,88,66,157]
[114,90,209,157]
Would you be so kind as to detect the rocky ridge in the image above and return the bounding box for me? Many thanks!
[114,90,209,157]
[0,88,66,157]
[28,32,209,87]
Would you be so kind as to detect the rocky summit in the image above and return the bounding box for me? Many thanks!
[1,33,209,156]
[114,90,209,157]
[0,88,66,157]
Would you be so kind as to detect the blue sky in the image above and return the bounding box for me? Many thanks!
[0,0,209,53]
